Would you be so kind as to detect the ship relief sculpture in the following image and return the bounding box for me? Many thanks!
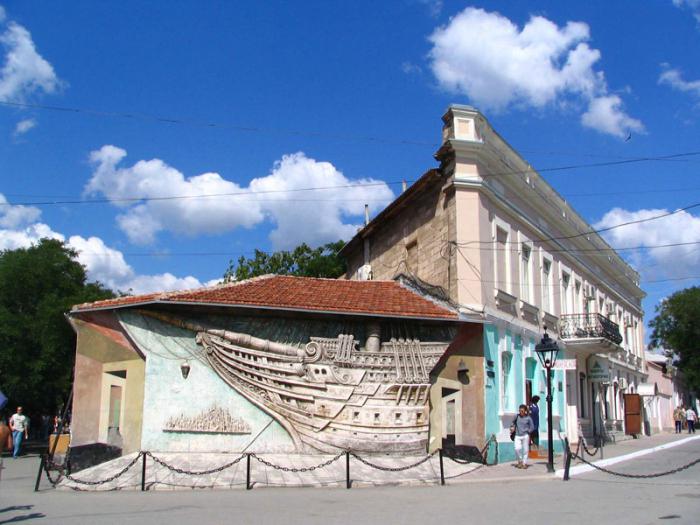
[145,312,452,454]
[164,405,251,434]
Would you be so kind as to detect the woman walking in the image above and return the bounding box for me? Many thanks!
[512,404,535,469]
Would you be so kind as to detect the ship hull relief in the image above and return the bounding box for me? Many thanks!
[144,312,455,454]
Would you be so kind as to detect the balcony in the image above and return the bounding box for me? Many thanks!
[559,313,623,354]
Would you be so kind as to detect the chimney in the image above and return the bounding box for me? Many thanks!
[364,204,369,226]
[402,180,407,192]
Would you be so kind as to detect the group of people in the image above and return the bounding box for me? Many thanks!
[511,396,540,470]
[673,405,697,434]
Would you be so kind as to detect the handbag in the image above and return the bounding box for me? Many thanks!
[510,415,518,441]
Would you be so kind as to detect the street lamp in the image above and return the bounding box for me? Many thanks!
[535,326,560,473]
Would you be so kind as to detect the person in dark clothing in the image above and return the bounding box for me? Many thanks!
[529,396,540,449]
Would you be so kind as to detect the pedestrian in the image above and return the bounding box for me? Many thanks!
[673,406,685,434]
[528,396,540,449]
[511,404,535,469]
[9,406,29,458]
[686,407,697,434]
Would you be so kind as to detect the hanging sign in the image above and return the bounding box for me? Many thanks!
[588,358,610,382]
[553,359,577,370]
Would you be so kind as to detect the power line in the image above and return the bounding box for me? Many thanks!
[453,201,700,247]
[0,100,436,147]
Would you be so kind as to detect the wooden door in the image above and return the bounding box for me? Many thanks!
[624,393,642,435]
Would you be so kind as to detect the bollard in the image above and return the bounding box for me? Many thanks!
[345,451,351,489]
[246,453,251,490]
[34,454,46,492]
[439,449,445,486]
[141,452,147,492]
[563,438,571,481]
[600,435,604,460]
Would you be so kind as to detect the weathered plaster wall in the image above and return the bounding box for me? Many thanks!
[72,352,102,447]
[72,320,144,452]
[119,311,295,453]
[428,324,484,452]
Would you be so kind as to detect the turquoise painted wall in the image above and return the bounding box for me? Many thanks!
[119,312,295,453]
[483,324,500,441]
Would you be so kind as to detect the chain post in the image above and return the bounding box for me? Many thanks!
[439,449,445,486]
[600,436,604,460]
[141,452,147,492]
[34,454,46,492]
[345,451,351,489]
[563,438,571,481]
[246,453,251,490]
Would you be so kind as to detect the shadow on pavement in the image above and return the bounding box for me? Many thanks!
[0,513,45,524]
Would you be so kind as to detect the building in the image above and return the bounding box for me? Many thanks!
[67,274,482,465]
[341,105,647,459]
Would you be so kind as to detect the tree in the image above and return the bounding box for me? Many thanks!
[0,239,114,415]
[223,240,347,282]
[649,286,700,391]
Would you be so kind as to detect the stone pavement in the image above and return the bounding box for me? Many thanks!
[46,431,699,491]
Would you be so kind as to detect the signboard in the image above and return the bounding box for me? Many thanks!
[553,359,577,371]
[588,358,610,382]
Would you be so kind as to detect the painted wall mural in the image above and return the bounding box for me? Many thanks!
[121,310,456,454]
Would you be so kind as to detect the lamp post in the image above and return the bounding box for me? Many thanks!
[535,326,560,473]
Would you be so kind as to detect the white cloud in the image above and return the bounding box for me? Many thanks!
[0,193,42,228]
[595,207,700,279]
[66,235,203,294]
[673,0,700,23]
[0,19,60,102]
[0,193,203,294]
[0,6,6,24]
[401,61,422,75]
[659,65,700,98]
[581,95,644,138]
[86,147,395,250]
[418,0,443,18]
[13,117,36,135]
[427,7,643,138]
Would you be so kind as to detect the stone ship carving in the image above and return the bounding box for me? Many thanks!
[144,312,451,454]
[164,405,251,434]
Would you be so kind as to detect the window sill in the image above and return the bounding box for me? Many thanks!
[495,288,517,307]
[520,300,539,316]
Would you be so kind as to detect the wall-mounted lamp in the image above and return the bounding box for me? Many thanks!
[180,361,191,380]
[457,360,470,385]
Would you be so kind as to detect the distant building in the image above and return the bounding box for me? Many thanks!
[341,105,647,458]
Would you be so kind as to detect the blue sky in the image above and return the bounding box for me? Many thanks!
[1,1,700,336]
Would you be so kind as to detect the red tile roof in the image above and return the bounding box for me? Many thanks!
[72,275,458,320]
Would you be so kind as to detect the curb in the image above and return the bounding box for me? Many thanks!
[555,434,700,478]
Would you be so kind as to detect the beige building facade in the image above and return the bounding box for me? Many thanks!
[342,105,647,453]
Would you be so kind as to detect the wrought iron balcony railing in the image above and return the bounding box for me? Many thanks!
[558,313,623,345]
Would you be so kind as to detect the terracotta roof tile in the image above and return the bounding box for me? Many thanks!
[72,275,457,320]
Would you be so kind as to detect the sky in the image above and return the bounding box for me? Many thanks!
[1,1,700,339]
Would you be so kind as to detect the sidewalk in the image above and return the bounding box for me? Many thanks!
[44,432,698,491]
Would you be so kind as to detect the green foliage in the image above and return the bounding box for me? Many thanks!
[224,240,347,282]
[649,286,700,391]
[0,239,114,415]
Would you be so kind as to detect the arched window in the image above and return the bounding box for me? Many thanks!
[501,351,513,412]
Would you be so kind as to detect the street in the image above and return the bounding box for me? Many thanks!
[1,438,699,525]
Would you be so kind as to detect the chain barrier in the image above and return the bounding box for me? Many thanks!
[576,422,599,456]
[571,451,700,479]
[145,451,246,476]
[250,452,344,473]
[349,451,437,472]
[44,452,143,487]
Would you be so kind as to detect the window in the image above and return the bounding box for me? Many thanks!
[496,227,509,292]
[542,258,552,313]
[520,244,531,302]
[561,272,571,314]
[575,280,582,313]
[501,351,513,411]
